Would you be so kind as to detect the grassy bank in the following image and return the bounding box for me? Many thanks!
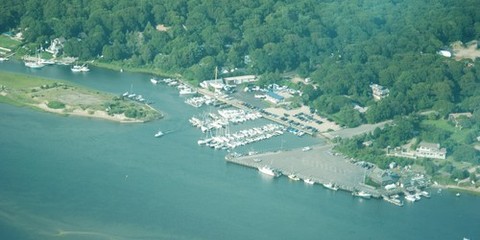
[91,61,180,79]
[0,71,162,122]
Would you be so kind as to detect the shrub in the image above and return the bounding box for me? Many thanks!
[47,101,65,109]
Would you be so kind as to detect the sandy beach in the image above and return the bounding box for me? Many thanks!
[35,103,143,123]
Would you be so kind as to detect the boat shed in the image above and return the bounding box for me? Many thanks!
[265,91,284,104]
[224,75,257,85]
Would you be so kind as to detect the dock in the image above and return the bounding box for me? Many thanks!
[226,144,381,197]
[196,88,318,136]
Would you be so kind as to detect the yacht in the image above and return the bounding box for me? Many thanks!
[353,191,372,199]
[71,64,90,72]
[323,182,339,191]
[258,166,279,177]
[288,174,300,181]
[154,130,164,138]
[303,178,315,185]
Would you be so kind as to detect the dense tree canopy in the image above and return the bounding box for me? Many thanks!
[2,0,480,122]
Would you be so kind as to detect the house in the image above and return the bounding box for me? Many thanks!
[415,141,447,160]
[264,91,284,104]
[45,37,66,56]
[370,83,389,101]
[223,75,257,85]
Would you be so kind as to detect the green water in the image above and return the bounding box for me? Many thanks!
[0,62,479,240]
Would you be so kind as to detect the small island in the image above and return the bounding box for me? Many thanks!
[0,71,161,123]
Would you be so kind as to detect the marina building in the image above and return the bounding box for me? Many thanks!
[224,75,257,85]
[265,91,284,104]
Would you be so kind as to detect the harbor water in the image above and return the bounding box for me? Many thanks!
[0,61,479,240]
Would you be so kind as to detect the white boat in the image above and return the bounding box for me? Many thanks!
[258,166,279,177]
[302,146,312,152]
[154,130,164,138]
[419,191,430,198]
[383,195,404,207]
[288,174,300,181]
[404,194,417,202]
[71,64,90,72]
[0,57,7,62]
[353,191,371,199]
[303,178,315,185]
[323,182,339,191]
[25,61,45,69]
[150,78,159,85]
[179,87,197,95]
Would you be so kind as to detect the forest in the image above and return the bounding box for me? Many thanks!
[1,0,480,125]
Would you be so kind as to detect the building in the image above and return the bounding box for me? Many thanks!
[370,168,398,186]
[223,75,257,85]
[415,141,446,160]
[264,91,284,104]
[370,84,389,101]
[45,37,66,56]
[200,79,225,92]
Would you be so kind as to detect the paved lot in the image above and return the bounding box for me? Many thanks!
[228,144,368,192]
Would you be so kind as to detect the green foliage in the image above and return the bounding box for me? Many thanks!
[47,100,65,109]
[5,0,480,124]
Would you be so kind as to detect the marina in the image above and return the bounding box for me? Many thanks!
[0,61,478,240]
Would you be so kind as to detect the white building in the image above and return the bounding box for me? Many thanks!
[223,75,257,85]
[415,142,446,160]
[370,84,389,101]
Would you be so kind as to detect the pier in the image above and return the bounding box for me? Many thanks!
[226,144,381,197]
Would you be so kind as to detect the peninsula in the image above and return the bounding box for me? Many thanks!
[0,71,161,123]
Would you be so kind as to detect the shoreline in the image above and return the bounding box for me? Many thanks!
[34,102,144,123]
[432,184,480,195]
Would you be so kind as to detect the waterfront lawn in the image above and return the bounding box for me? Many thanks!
[0,35,21,51]
[422,119,473,143]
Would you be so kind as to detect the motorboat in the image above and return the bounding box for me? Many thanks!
[303,178,315,185]
[323,182,339,191]
[288,174,300,181]
[154,130,164,138]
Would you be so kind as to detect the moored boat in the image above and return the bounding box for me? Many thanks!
[323,182,339,191]
[258,166,280,177]
[25,60,45,69]
[288,174,300,181]
[303,178,315,185]
[353,191,372,199]
[404,194,417,202]
[71,64,90,72]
